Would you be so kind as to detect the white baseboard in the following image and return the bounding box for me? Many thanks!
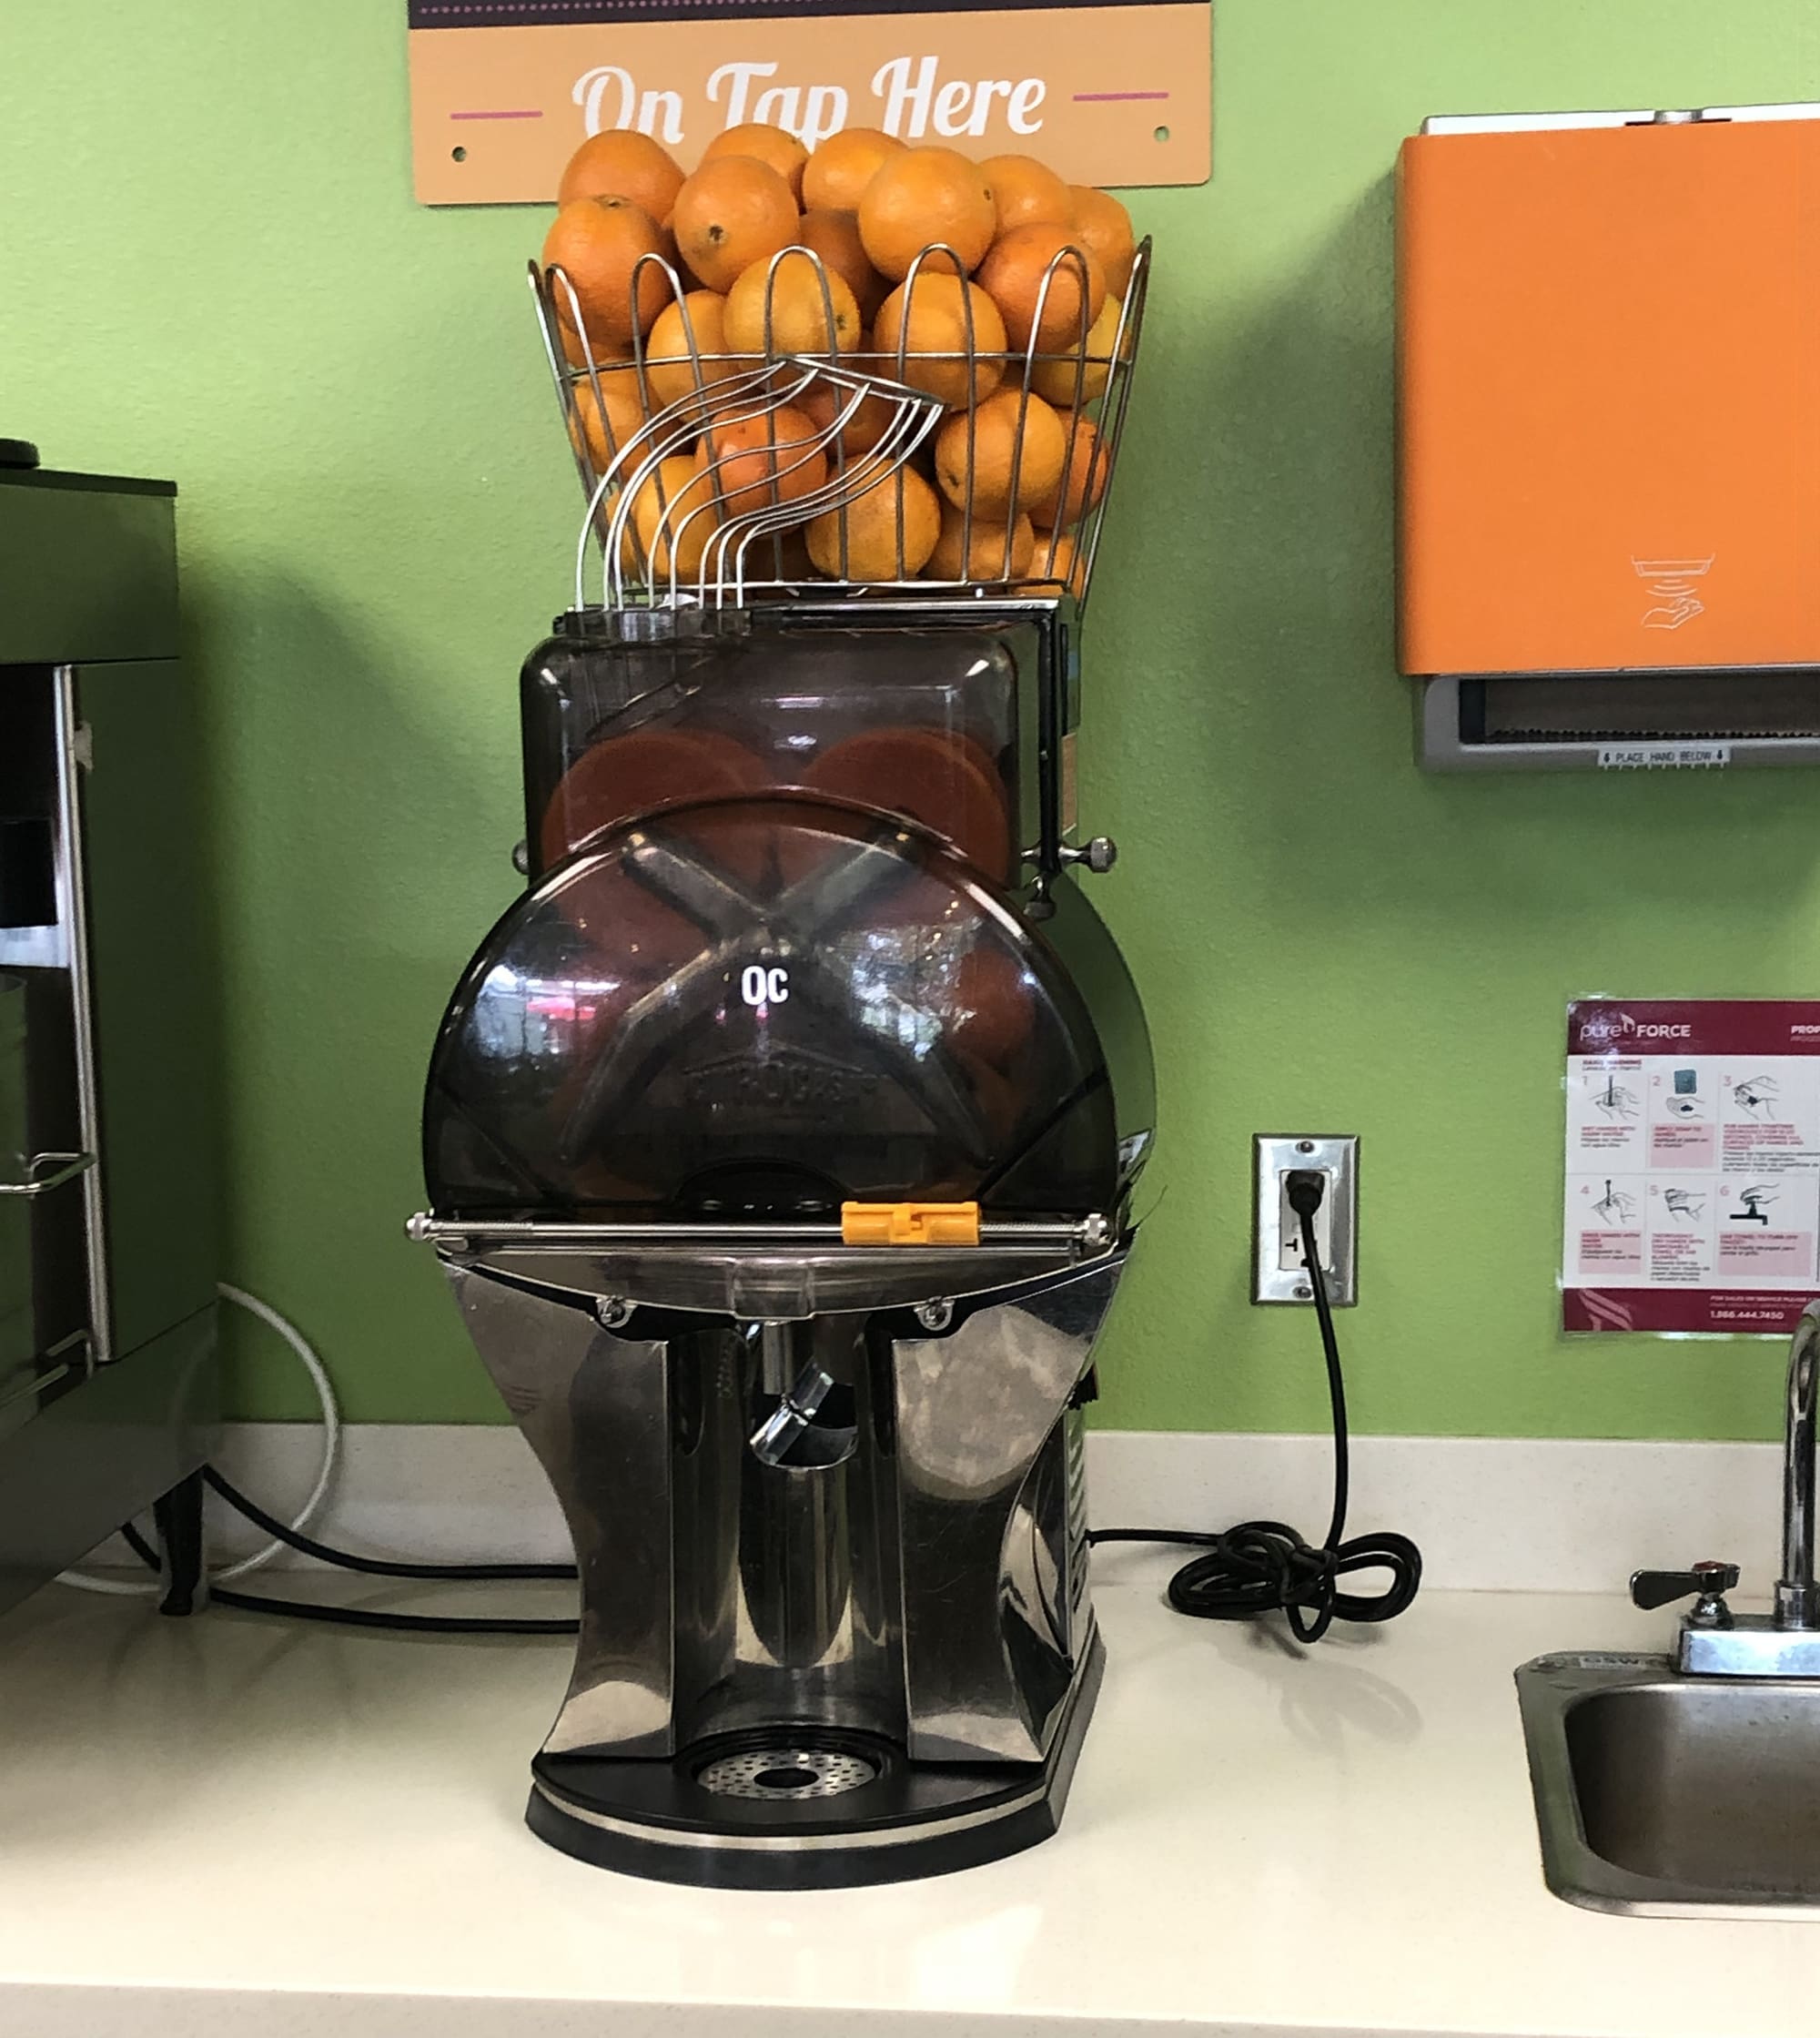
[134,1423,1786,1597]
[1087,1430,1781,1593]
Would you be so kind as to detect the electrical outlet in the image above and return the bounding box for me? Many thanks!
[1251,1135,1359,1306]
[1278,1171,1333,1276]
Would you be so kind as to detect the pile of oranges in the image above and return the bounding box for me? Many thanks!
[540,122,1139,593]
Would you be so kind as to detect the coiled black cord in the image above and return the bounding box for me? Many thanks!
[1090,1173,1421,1644]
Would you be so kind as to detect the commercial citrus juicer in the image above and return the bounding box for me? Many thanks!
[410,238,1155,1886]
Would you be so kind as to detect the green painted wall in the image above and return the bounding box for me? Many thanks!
[5,1,1818,1437]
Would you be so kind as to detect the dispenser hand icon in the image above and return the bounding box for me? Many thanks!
[1734,1076,1780,1120]
[1593,1078,1639,1121]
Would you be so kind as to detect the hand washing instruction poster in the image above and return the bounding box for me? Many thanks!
[1563,1000,1820,1334]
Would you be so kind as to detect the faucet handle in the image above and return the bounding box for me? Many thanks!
[1630,1560,1740,1621]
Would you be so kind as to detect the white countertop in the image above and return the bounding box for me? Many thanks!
[1,1555,1815,2038]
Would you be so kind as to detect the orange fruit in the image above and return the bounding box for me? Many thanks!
[795,208,888,326]
[874,272,1006,409]
[803,127,904,213]
[925,503,1035,583]
[806,466,941,580]
[933,389,1067,515]
[730,522,816,590]
[1022,527,1087,597]
[557,313,633,370]
[542,195,671,345]
[1028,293,1121,405]
[606,517,643,586]
[1030,415,1111,527]
[642,290,754,412]
[569,371,649,471]
[858,147,996,280]
[1068,186,1138,297]
[558,129,685,219]
[696,403,829,518]
[671,157,800,294]
[800,376,899,460]
[981,154,1075,237]
[547,259,635,367]
[976,222,1107,354]
[760,524,818,585]
[703,123,809,201]
[550,228,681,365]
[629,454,721,580]
[724,248,861,356]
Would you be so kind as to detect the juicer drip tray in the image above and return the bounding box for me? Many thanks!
[695,1745,880,1800]
[525,1631,1104,1890]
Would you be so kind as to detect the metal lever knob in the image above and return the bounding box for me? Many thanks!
[1058,836,1117,875]
[0,1151,97,1199]
[1630,1560,1741,1613]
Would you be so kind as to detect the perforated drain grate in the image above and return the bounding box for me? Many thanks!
[695,1747,879,1800]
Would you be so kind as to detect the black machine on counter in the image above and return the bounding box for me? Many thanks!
[411,248,1154,1887]
[0,447,218,1615]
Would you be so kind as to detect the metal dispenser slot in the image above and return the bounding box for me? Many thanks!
[1420,671,1820,774]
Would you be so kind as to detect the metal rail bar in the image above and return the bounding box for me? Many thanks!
[406,1213,1108,1251]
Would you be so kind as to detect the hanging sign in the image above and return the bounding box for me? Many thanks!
[407,0,1210,204]
[1562,999,1820,1335]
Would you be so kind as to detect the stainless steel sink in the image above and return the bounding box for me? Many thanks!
[1517,1651,1820,1915]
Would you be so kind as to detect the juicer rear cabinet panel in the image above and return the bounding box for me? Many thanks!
[1398,106,1820,770]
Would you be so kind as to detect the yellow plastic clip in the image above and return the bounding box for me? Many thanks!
[840,1201,982,1248]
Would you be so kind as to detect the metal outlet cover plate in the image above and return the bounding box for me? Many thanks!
[1252,1135,1358,1307]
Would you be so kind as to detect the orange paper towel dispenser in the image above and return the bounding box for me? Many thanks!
[1398,106,1820,684]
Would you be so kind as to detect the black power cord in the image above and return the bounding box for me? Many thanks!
[200,1467,577,1584]
[203,1591,577,1638]
[116,1173,1415,1646]
[1091,1169,1422,1644]
[115,1473,581,1637]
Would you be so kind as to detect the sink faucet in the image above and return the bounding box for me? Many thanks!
[1631,1298,1820,1676]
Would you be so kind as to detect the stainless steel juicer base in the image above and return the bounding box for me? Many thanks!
[524,1629,1105,1890]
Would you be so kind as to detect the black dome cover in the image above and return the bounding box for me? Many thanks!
[423,796,1127,1221]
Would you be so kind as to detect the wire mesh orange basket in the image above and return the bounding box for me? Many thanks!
[532,235,1149,614]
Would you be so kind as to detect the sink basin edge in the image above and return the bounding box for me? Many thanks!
[1515,1650,1820,1918]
